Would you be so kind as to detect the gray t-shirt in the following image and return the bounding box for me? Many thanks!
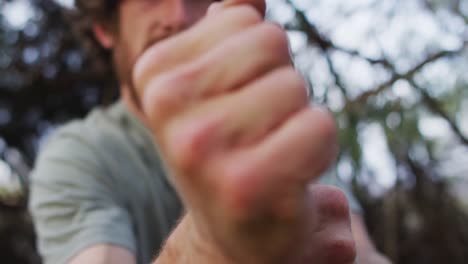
[29,102,182,264]
[29,101,360,264]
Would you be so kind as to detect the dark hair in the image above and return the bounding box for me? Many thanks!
[66,0,120,72]
[75,0,119,22]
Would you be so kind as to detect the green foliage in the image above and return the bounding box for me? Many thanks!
[0,0,467,263]
[273,0,468,262]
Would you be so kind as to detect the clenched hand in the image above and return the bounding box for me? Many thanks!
[134,1,356,263]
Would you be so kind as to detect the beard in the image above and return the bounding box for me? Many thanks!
[112,39,143,110]
[111,24,179,111]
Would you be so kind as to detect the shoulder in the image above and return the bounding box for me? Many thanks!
[43,104,126,155]
[29,107,139,264]
[32,104,131,187]
[39,102,130,161]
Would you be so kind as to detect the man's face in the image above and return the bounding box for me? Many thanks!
[112,0,216,86]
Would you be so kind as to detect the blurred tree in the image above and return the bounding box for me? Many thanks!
[0,1,116,262]
[0,0,467,263]
[268,0,468,262]
[0,0,116,163]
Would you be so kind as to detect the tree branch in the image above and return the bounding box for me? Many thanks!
[284,1,394,69]
[350,45,467,105]
[408,79,468,146]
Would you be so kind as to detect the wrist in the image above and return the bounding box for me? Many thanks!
[154,214,234,264]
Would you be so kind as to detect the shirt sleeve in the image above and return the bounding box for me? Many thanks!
[29,128,136,264]
[319,170,363,214]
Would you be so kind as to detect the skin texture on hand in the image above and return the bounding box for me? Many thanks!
[68,245,136,264]
[154,215,237,264]
[135,1,356,263]
[69,0,386,263]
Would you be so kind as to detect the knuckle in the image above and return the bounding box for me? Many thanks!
[259,23,290,54]
[163,70,189,91]
[323,237,357,263]
[166,114,221,172]
[317,186,351,219]
[319,112,338,143]
[143,65,200,124]
[142,73,182,124]
[280,68,308,100]
[133,45,168,90]
[170,63,202,86]
[267,68,308,111]
[231,5,263,26]
[142,77,168,125]
[166,125,200,172]
[221,169,247,212]
[219,159,257,221]
[304,106,338,142]
[133,58,148,90]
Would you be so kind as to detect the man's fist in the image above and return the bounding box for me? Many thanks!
[134,2,355,263]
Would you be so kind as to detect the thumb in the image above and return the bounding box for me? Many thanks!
[208,0,266,17]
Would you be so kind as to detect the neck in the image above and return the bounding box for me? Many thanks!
[121,85,152,129]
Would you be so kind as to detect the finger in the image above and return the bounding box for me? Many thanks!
[159,66,307,174]
[143,23,293,129]
[202,67,306,147]
[220,0,266,16]
[211,107,338,219]
[272,143,339,220]
[304,185,356,264]
[245,106,338,187]
[133,5,263,96]
[169,22,292,98]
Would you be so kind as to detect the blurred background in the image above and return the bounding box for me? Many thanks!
[0,0,467,263]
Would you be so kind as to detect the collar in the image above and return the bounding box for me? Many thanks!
[108,100,160,163]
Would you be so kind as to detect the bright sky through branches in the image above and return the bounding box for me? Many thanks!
[1,0,466,192]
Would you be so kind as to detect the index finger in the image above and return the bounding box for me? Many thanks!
[220,0,266,16]
[133,5,263,97]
